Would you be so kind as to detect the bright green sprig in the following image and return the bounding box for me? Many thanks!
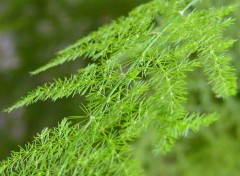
[1,0,238,175]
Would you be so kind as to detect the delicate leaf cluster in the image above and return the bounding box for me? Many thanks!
[1,0,238,175]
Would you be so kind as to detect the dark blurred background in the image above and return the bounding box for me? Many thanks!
[0,0,239,175]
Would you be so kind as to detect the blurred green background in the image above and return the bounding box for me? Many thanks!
[0,0,239,175]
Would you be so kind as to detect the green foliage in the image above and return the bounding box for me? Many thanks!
[1,0,238,175]
[0,0,148,160]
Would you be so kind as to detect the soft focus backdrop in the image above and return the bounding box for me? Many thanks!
[0,0,239,175]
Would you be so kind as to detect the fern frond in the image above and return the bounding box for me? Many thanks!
[0,119,143,175]
[2,0,238,175]
[153,112,218,154]
[5,64,98,112]
[30,1,166,75]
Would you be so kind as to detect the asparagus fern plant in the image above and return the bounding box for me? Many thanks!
[1,0,238,175]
